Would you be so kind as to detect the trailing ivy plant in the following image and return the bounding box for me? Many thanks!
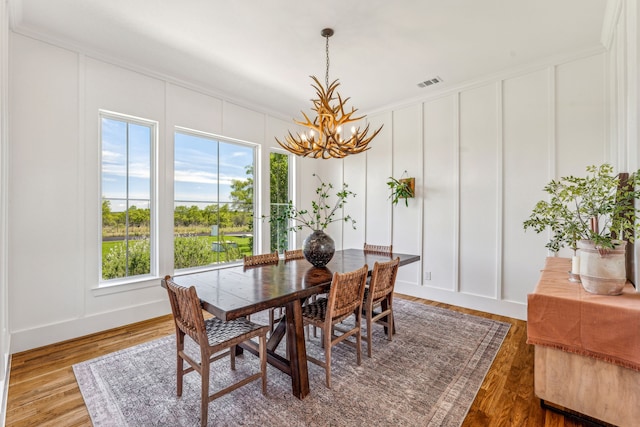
[523,164,640,251]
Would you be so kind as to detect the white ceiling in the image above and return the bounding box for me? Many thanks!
[10,0,608,118]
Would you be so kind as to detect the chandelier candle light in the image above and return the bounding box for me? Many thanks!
[276,28,383,159]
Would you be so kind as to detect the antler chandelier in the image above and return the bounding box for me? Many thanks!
[276,28,383,159]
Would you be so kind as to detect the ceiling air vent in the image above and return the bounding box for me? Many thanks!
[417,77,442,88]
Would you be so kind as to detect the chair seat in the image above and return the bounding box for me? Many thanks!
[301,297,328,322]
[204,317,267,346]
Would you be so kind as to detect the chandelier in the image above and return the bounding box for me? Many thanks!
[276,28,383,159]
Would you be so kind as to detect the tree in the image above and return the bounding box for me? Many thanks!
[270,153,289,204]
[102,199,112,227]
[230,164,253,212]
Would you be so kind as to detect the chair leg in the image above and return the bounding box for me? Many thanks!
[177,354,184,396]
[387,308,394,342]
[356,317,362,366]
[324,327,332,389]
[366,312,373,358]
[259,334,267,395]
[176,332,185,396]
[200,359,210,427]
[230,345,236,370]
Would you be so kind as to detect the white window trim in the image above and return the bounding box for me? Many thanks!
[98,110,159,287]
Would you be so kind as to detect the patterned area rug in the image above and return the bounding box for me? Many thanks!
[73,299,510,426]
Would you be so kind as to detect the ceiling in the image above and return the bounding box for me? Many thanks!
[10,0,608,119]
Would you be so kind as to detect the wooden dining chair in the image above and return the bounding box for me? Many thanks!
[163,277,269,427]
[243,251,279,267]
[301,265,368,388]
[362,257,400,357]
[284,249,304,261]
[243,251,281,332]
[363,242,393,255]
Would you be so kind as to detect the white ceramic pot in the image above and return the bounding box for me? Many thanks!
[577,239,627,296]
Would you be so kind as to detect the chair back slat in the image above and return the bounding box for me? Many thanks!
[284,249,304,261]
[327,265,368,323]
[244,252,279,267]
[165,279,207,345]
[368,258,400,306]
[363,243,393,255]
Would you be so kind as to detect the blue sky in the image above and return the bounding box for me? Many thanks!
[101,118,254,212]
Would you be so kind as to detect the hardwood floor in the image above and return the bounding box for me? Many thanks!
[5,295,595,426]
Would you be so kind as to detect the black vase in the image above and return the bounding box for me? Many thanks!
[302,230,335,267]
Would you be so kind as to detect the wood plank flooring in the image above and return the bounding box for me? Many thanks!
[5,295,595,426]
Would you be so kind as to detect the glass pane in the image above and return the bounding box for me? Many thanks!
[174,132,218,203]
[128,123,151,200]
[101,118,127,201]
[174,133,254,270]
[269,152,290,252]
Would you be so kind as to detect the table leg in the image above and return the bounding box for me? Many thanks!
[285,298,310,399]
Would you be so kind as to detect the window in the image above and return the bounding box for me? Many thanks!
[269,152,292,252]
[100,113,156,282]
[174,130,255,270]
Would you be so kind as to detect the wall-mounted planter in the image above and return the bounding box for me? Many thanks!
[387,174,415,207]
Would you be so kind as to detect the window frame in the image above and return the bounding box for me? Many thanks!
[98,110,158,286]
[173,126,259,273]
[269,148,296,252]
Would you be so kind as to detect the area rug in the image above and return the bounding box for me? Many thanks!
[73,299,510,427]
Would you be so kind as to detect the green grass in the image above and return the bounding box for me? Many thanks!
[102,235,253,266]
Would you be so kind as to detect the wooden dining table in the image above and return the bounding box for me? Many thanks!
[164,248,420,399]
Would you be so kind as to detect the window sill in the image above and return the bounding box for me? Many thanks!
[92,275,161,296]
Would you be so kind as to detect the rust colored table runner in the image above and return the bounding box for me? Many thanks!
[527,257,640,371]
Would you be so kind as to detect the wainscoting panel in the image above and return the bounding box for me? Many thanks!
[458,83,499,298]
[364,112,393,247]
[502,70,552,302]
[391,105,423,286]
[423,95,457,291]
[555,54,607,177]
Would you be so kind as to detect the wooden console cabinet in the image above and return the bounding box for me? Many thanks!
[527,257,640,426]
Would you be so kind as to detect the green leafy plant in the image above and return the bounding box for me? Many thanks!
[387,173,415,207]
[264,174,356,232]
[523,164,640,252]
[102,238,151,279]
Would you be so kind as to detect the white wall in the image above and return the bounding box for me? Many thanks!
[7,32,300,352]
[333,51,609,320]
[0,0,10,421]
[604,0,640,286]
[3,14,626,355]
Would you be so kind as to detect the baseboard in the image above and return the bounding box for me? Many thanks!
[395,281,527,320]
[10,300,170,353]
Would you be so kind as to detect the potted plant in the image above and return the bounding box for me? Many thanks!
[265,174,356,267]
[387,171,415,207]
[523,164,640,294]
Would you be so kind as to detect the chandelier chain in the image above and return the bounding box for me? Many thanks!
[325,33,330,89]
